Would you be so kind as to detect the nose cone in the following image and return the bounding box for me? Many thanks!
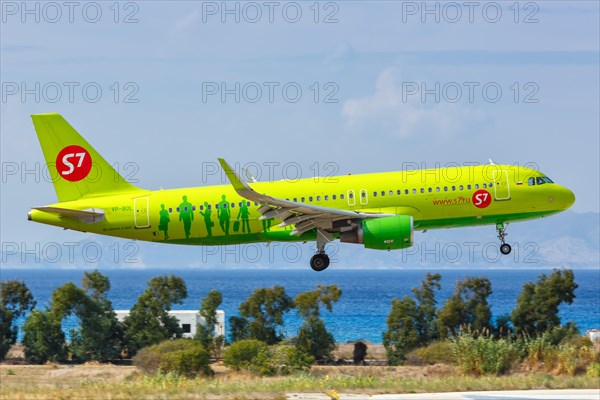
[558,186,576,210]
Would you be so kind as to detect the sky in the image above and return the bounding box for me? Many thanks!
[1,1,599,269]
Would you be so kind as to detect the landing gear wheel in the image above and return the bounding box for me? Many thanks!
[310,253,330,272]
[496,222,512,256]
[500,243,512,255]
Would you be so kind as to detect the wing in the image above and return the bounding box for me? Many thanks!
[218,158,393,237]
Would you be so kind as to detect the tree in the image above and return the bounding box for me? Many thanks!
[237,286,294,345]
[382,273,441,365]
[412,273,442,343]
[50,271,122,362]
[511,269,578,336]
[294,285,342,361]
[229,316,250,343]
[438,276,493,337]
[123,275,187,355]
[196,290,223,355]
[22,309,67,364]
[0,280,35,360]
[295,285,342,319]
[383,296,420,365]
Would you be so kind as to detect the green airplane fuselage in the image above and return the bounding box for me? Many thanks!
[29,164,575,245]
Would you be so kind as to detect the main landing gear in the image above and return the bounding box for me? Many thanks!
[310,253,330,272]
[497,222,512,255]
[310,229,333,272]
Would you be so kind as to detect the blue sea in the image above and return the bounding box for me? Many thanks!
[1,269,599,343]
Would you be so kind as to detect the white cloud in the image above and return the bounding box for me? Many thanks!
[342,67,486,140]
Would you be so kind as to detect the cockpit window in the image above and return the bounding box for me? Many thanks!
[534,176,554,185]
[528,177,535,186]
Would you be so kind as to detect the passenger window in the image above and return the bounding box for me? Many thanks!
[467,184,471,190]
[361,192,366,198]
[420,188,425,193]
[324,195,329,200]
[405,189,409,195]
[436,187,440,192]
[483,183,487,188]
[452,186,456,191]
[459,185,463,190]
[215,204,219,209]
[412,189,416,194]
[199,205,204,211]
[333,195,337,200]
[373,192,377,197]
[317,196,321,201]
[397,190,401,195]
[340,194,344,199]
[168,208,173,213]
[349,193,354,199]
[301,197,305,202]
[208,205,212,209]
[230,203,234,208]
[247,202,251,206]
[381,191,385,196]
[444,187,448,192]
[475,184,479,189]
[293,198,297,202]
[309,196,313,202]
[389,190,393,196]
[176,207,180,212]
[428,188,432,193]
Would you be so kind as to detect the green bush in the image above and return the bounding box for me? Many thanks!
[223,340,313,376]
[406,341,454,365]
[587,362,600,377]
[252,345,313,376]
[450,333,518,376]
[133,339,212,377]
[223,339,268,371]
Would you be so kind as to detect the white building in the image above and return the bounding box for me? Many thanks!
[115,310,225,339]
[587,329,600,343]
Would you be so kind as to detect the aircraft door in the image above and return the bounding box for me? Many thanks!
[492,170,511,200]
[347,190,356,206]
[134,197,150,228]
[359,189,368,205]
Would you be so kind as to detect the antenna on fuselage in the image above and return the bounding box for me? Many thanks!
[489,159,496,165]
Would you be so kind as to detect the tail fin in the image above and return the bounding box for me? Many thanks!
[31,113,141,202]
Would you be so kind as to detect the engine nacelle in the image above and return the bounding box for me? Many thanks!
[340,215,414,250]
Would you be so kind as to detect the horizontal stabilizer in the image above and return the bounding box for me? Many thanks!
[32,207,105,224]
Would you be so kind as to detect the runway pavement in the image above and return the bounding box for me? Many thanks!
[286,389,600,400]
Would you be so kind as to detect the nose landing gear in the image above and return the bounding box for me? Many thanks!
[497,222,512,255]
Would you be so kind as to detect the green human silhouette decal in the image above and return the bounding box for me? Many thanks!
[262,217,273,232]
[178,195,194,239]
[199,201,213,237]
[236,201,251,233]
[158,203,170,240]
[218,194,231,235]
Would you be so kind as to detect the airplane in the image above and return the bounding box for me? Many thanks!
[28,113,576,271]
